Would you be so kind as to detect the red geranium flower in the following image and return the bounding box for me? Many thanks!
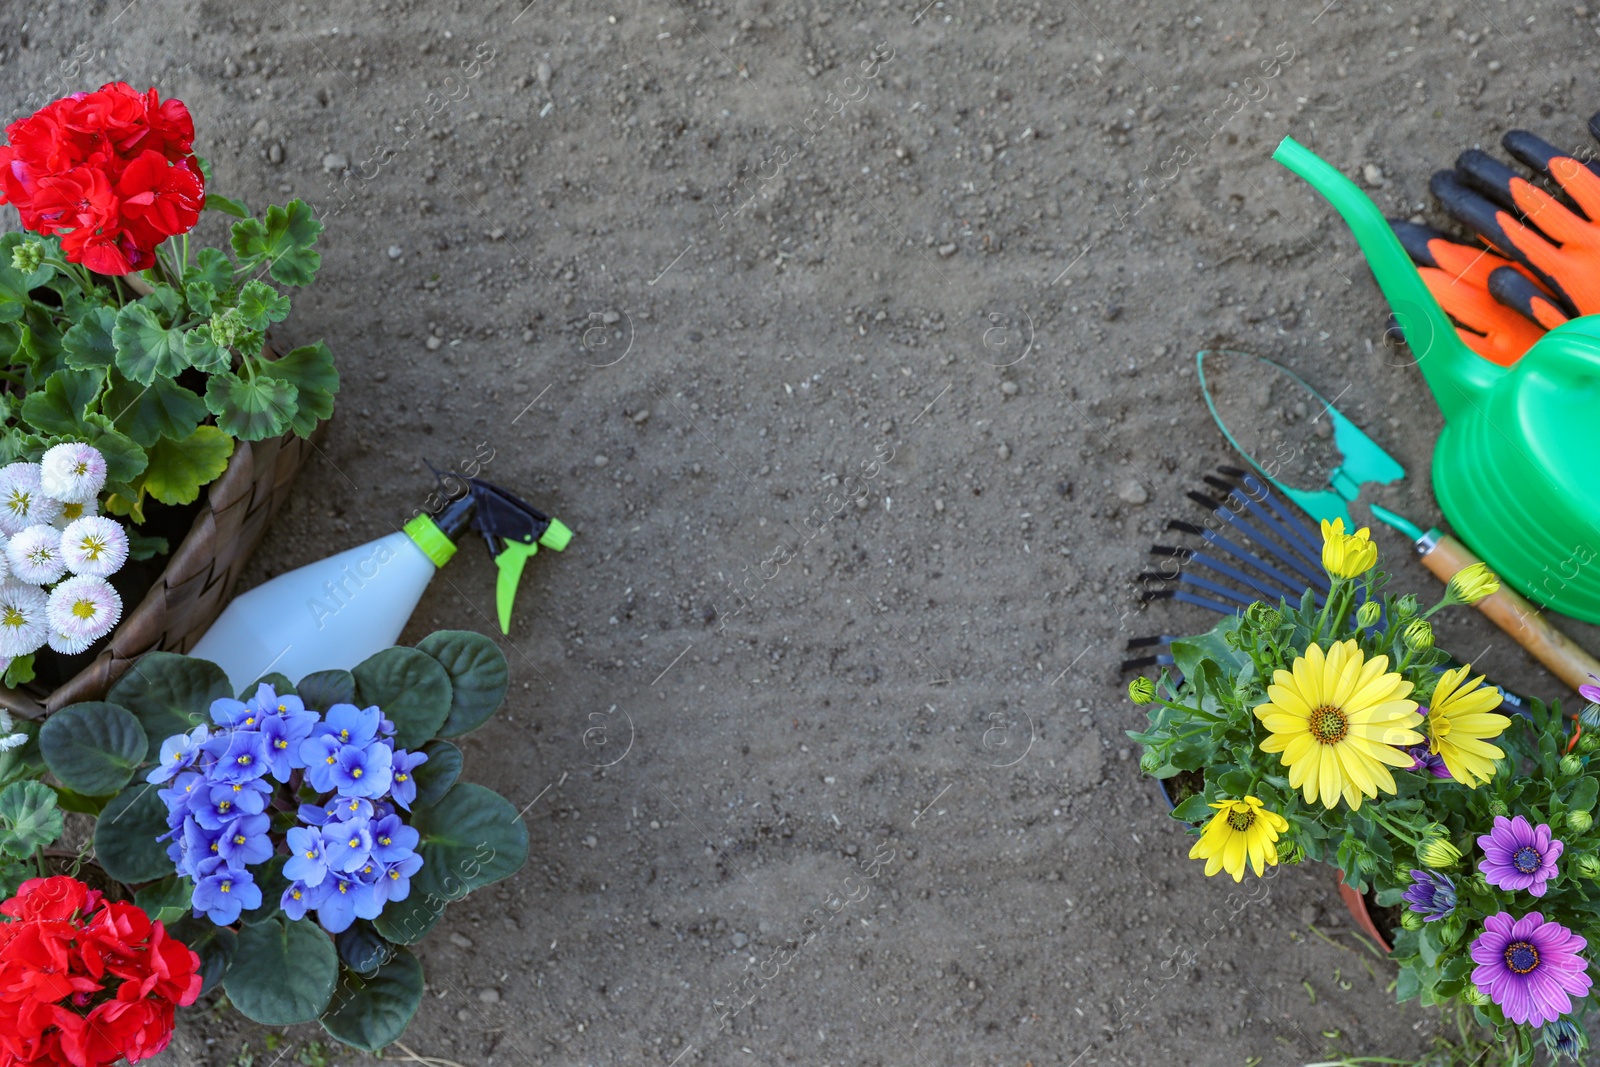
[0,878,200,1067]
[0,83,204,276]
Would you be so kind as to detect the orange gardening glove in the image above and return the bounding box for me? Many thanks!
[1389,219,1555,366]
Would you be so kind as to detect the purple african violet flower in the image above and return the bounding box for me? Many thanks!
[1471,912,1593,1027]
[1479,815,1564,897]
[1403,869,1457,921]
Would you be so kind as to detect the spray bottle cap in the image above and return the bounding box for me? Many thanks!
[415,474,571,634]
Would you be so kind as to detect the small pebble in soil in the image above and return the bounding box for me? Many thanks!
[731,932,748,948]
[594,454,609,467]
[425,336,442,351]
[937,243,958,257]
[267,142,284,164]
[631,409,650,424]
[387,245,403,259]
[997,443,1011,460]
[1000,381,1018,396]
[1117,480,1149,505]
[478,989,501,1004]
[449,933,473,948]
[1362,163,1385,187]
[322,151,349,172]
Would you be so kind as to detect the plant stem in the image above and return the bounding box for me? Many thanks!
[1313,578,1345,644]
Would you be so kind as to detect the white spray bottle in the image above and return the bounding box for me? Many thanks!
[188,479,571,690]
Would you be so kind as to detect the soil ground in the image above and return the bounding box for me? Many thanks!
[6,0,1599,1063]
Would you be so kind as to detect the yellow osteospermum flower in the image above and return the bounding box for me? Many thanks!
[1189,796,1290,882]
[1426,663,1510,787]
[1446,562,1500,606]
[1254,639,1424,810]
[1319,518,1378,580]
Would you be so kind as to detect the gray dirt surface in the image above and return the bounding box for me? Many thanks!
[5,0,1598,1063]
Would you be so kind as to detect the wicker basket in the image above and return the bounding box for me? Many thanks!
[0,428,319,719]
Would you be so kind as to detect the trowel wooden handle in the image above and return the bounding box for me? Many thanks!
[1419,532,1600,693]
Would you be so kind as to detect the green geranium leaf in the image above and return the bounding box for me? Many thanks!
[107,651,231,749]
[319,948,424,1052]
[297,669,357,711]
[143,426,235,506]
[0,780,63,858]
[267,342,338,437]
[39,702,148,794]
[232,200,323,287]
[206,193,249,218]
[205,370,297,441]
[182,328,231,374]
[184,279,218,317]
[104,371,208,448]
[0,722,42,791]
[168,917,236,996]
[226,915,338,1026]
[20,368,102,436]
[416,631,509,738]
[411,783,529,899]
[3,655,34,689]
[113,303,189,385]
[62,306,119,370]
[134,874,194,924]
[413,740,462,808]
[184,247,233,293]
[93,784,172,883]
[137,284,182,322]
[79,414,147,485]
[352,648,452,749]
[370,887,444,946]
[0,233,51,323]
[237,279,291,331]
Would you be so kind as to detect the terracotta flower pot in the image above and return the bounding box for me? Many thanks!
[1336,872,1397,953]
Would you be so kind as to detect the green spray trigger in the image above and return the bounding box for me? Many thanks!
[492,517,573,634]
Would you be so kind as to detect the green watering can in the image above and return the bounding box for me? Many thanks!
[1274,137,1600,623]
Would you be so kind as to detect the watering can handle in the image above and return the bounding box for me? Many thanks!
[1418,530,1600,693]
[1271,137,1505,423]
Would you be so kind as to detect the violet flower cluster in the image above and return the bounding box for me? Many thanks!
[147,684,429,933]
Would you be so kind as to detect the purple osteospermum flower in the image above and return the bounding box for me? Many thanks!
[1471,912,1593,1027]
[1403,869,1457,921]
[1479,815,1564,897]
[389,748,429,810]
[1406,745,1452,779]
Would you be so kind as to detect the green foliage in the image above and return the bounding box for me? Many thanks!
[39,701,148,794]
[107,651,231,745]
[0,203,335,524]
[225,916,339,1025]
[318,949,424,1052]
[352,648,452,749]
[417,630,510,738]
[93,784,173,883]
[0,780,62,857]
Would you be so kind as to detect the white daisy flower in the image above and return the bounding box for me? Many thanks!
[47,629,94,656]
[51,498,99,530]
[0,464,59,536]
[0,582,49,657]
[47,575,122,642]
[0,706,24,751]
[60,516,129,578]
[39,442,107,504]
[7,524,66,585]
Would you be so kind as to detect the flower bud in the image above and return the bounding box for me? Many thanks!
[1280,839,1305,866]
[1562,754,1584,778]
[1577,854,1600,881]
[1447,562,1501,606]
[1393,593,1420,619]
[1582,732,1600,756]
[1138,751,1162,775]
[1583,703,1600,731]
[1438,913,1466,946]
[10,239,44,274]
[1356,600,1381,628]
[1400,909,1425,931]
[1127,677,1156,706]
[1488,797,1509,817]
[1404,619,1434,651]
[1461,985,1491,1007]
[1568,809,1593,833]
[1417,835,1461,869]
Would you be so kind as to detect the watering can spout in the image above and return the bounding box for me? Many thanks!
[1271,136,1505,422]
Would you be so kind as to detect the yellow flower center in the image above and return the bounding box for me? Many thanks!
[62,503,83,520]
[1308,705,1349,744]
[78,534,106,560]
[6,489,29,515]
[1225,806,1256,832]
[0,608,24,630]
[71,599,97,620]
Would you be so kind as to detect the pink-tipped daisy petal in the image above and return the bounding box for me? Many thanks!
[60,516,129,578]
[7,524,67,585]
[0,463,59,536]
[47,575,122,643]
[0,582,49,657]
[39,442,107,504]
